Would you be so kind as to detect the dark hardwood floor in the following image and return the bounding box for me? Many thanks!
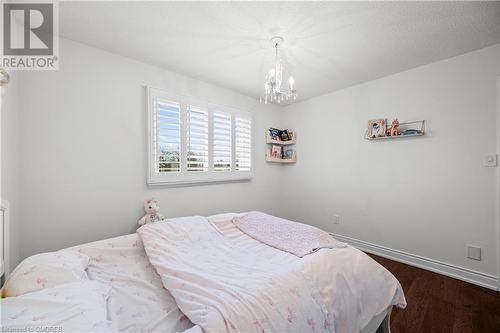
[368,253,500,333]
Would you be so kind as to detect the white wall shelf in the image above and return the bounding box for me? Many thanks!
[266,137,297,145]
[265,155,297,164]
[367,133,424,141]
[366,120,425,141]
[266,129,297,164]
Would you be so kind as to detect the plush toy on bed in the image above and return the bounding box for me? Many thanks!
[138,199,165,226]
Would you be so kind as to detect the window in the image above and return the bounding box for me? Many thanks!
[147,87,252,185]
[213,112,232,172]
[235,117,252,171]
[186,106,209,172]
[155,99,181,173]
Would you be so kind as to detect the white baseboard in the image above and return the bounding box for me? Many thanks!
[332,233,499,291]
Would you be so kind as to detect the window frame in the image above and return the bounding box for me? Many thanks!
[147,87,253,186]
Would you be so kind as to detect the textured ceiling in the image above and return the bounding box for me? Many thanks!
[59,1,500,104]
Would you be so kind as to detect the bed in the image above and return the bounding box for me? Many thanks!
[1,212,405,332]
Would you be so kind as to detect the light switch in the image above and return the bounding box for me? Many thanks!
[484,154,497,167]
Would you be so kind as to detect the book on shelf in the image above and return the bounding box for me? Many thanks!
[268,128,293,142]
[271,145,282,159]
[280,129,290,141]
[267,147,296,160]
[283,148,295,160]
[268,128,281,141]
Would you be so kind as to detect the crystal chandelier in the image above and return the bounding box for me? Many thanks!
[261,36,297,104]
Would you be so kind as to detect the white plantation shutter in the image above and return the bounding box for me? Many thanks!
[147,87,252,185]
[235,117,252,171]
[186,106,209,172]
[155,99,181,172]
[213,112,232,171]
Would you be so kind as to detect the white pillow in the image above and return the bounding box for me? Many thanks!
[2,251,90,297]
[1,280,116,332]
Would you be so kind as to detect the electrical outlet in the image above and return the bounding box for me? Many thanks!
[467,245,481,261]
[333,215,340,224]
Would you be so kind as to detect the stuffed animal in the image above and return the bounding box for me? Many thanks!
[138,199,165,226]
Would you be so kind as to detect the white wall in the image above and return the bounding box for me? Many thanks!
[7,38,283,263]
[281,45,500,278]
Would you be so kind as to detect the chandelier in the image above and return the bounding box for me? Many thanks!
[261,36,297,104]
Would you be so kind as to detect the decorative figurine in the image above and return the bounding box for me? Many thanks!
[389,119,399,137]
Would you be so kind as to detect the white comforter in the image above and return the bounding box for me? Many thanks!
[1,281,116,332]
[139,216,331,332]
[138,214,406,333]
[67,234,193,333]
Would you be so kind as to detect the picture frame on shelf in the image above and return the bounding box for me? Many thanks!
[367,119,386,139]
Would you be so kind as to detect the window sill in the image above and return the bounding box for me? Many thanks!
[147,173,253,187]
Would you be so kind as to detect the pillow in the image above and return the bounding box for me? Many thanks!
[1,280,116,332]
[2,251,90,297]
